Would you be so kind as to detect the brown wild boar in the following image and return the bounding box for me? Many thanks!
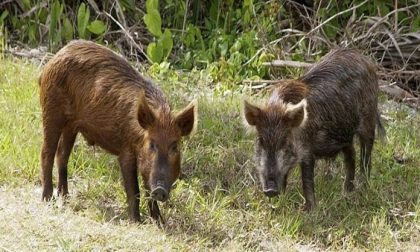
[243,48,385,211]
[39,40,197,222]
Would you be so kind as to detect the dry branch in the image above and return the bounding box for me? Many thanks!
[262,60,313,68]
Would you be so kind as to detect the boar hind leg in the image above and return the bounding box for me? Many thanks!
[360,136,374,179]
[300,157,316,211]
[359,118,376,179]
[118,152,140,222]
[41,114,65,201]
[342,145,356,192]
[56,126,77,197]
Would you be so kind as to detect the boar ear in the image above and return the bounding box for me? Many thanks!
[175,100,197,136]
[243,100,261,126]
[137,92,156,129]
[285,99,307,128]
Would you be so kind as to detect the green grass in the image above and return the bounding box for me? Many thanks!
[0,57,419,251]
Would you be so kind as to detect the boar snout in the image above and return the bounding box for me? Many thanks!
[151,184,169,202]
[263,180,280,197]
[263,174,289,198]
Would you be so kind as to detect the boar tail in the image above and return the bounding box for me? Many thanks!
[376,112,387,143]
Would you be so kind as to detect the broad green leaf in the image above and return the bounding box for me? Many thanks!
[147,42,163,63]
[87,20,106,35]
[143,9,162,37]
[77,3,90,39]
[146,0,159,13]
[159,28,173,58]
[62,17,74,41]
[218,41,228,57]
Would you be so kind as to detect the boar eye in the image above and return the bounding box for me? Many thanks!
[149,140,157,152]
[169,142,179,153]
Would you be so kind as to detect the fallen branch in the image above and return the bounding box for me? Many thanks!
[1,48,52,59]
[262,60,313,68]
[243,79,418,108]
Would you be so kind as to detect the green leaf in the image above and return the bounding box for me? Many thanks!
[159,29,173,59]
[23,0,31,11]
[146,0,159,13]
[62,17,74,41]
[77,3,90,39]
[87,20,106,35]
[147,42,163,63]
[119,0,136,11]
[143,9,162,37]
[374,0,389,16]
[49,0,63,45]
[28,23,36,43]
[0,10,9,25]
[37,7,48,24]
[411,16,420,32]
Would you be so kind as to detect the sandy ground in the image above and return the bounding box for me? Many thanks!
[0,185,175,252]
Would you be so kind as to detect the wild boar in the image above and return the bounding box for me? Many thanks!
[39,40,197,222]
[243,48,385,210]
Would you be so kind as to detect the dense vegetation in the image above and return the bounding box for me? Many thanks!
[1,0,419,85]
[0,0,419,251]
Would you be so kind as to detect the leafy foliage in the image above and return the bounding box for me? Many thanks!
[0,0,419,82]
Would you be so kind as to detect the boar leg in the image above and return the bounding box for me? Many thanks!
[41,115,65,201]
[342,145,356,192]
[300,157,316,211]
[56,126,77,197]
[146,191,163,223]
[359,118,376,179]
[360,135,374,179]
[118,152,140,222]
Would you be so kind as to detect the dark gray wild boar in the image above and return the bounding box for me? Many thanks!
[39,40,197,222]
[243,48,385,211]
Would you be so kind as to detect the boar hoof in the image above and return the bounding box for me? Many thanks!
[344,181,355,192]
[129,214,142,223]
[302,202,315,212]
[57,187,69,198]
[42,188,53,201]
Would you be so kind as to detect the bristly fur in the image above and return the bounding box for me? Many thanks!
[38,39,197,223]
[242,48,384,211]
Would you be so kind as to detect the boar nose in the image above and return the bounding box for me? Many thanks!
[151,186,168,202]
[263,180,279,197]
[263,188,280,197]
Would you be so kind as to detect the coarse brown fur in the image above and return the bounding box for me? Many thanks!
[39,40,197,223]
[244,48,385,210]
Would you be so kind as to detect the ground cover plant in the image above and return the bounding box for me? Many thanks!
[0,56,419,251]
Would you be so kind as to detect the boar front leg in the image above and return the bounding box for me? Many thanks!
[118,151,140,222]
[146,190,164,224]
[300,157,316,211]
